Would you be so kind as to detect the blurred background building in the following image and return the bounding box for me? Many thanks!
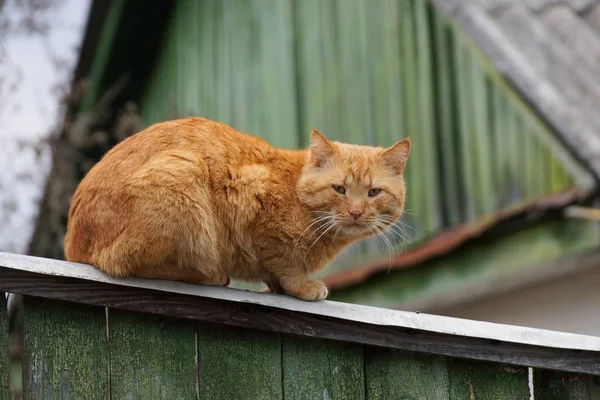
[3,0,600,336]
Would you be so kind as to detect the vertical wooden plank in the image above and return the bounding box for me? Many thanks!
[470,63,495,215]
[454,40,477,221]
[321,0,344,143]
[401,0,425,236]
[181,0,200,116]
[282,337,365,399]
[294,0,325,141]
[198,324,282,399]
[534,369,600,399]
[109,310,197,399]
[229,0,247,131]
[505,104,521,205]
[541,143,554,194]
[433,10,461,226]
[367,0,403,147]
[449,359,530,399]
[201,0,216,119]
[22,297,108,400]
[0,294,8,399]
[255,0,298,148]
[365,347,449,399]
[336,0,372,145]
[415,0,441,233]
[493,85,510,207]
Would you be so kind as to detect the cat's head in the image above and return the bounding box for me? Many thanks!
[297,129,410,239]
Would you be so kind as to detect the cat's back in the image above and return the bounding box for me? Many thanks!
[90,117,267,177]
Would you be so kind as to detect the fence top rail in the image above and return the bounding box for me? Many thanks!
[2,251,599,351]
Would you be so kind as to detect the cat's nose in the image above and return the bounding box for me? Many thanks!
[348,210,364,220]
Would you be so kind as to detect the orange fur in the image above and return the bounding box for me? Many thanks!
[64,117,410,301]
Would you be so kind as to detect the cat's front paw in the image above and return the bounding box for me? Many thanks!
[291,280,329,301]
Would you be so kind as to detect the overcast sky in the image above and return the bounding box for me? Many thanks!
[0,0,91,253]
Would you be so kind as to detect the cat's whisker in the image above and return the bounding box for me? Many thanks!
[373,220,410,251]
[397,219,416,233]
[298,214,332,243]
[332,225,342,242]
[370,223,394,271]
[375,215,415,237]
[309,220,339,249]
[380,222,411,246]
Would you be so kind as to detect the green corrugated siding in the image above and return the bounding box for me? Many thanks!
[137,0,592,275]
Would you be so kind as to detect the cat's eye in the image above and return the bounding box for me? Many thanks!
[332,185,346,195]
[368,188,382,197]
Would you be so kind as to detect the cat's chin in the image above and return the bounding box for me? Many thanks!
[338,222,372,237]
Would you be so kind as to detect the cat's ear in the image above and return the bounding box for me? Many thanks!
[310,128,337,167]
[381,137,411,174]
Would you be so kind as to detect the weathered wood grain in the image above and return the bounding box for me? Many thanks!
[534,369,600,399]
[282,337,365,399]
[449,358,530,399]
[1,266,599,375]
[197,324,282,399]
[365,347,448,399]
[22,297,108,400]
[108,310,197,399]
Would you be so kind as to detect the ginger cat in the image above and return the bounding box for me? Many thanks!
[64,117,410,301]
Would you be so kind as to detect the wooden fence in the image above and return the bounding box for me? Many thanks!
[0,252,599,399]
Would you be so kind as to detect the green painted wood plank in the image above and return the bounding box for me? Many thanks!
[470,61,495,215]
[229,0,247,131]
[336,0,372,145]
[534,369,600,399]
[454,40,477,221]
[109,310,197,399]
[80,0,125,112]
[172,2,184,117]
[223,1,239,128]
[166,16,178,119]
[529,123,544,199]
[177,0,194,116]
[401,0,424,236]
[182,0,200,116]
[507,106,522,204]
[522,119,534,200]
[282,337,365,399]
[255,0,298,148]
[0,294,8,399]
[433,10,461,226]
[198,324,282,399]
[22,297,107,400]
[492,83,509,207]
[415,0,441,232]
[216,0,227,122]
[449,359,529,399]
[202,0,217,119]
[367,0,403,146]
[319,0,343,144]
[294,0,325,142]
[365,347,448,399]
